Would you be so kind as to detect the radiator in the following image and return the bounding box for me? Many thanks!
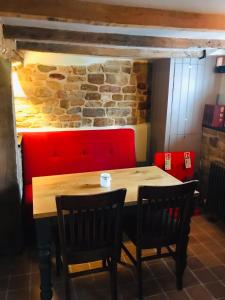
[207,161,225,220]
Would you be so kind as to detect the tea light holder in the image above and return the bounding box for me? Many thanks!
[100,173,111,187]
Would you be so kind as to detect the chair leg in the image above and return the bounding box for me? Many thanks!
[136,247,143,300]
[175,250,187,290]
[110,258,118,300]
[54,229,61,276]
[65,277,71,300]
[157,248,161,255]
[102,259,107,268]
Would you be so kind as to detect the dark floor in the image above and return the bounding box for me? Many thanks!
[1,215,225,300]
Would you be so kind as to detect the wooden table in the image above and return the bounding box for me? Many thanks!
[33,166,182,299]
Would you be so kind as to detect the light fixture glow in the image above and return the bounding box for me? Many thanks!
[12,71,26,98]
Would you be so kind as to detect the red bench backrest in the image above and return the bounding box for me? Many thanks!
[154,151,195,182]
[22,129,136,185]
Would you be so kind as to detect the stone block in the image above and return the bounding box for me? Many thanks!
[85,101,102,107]
[49,73,66,80]
[67,75,86,82]
[88,74,104,84]
[67,107,82,114]
[122,86,136,94]
[85,93,101,100]
[50,122,62,128]
[46,80,61,90]
[103,101,116,107]
[64,83,80,91]
[94,118,114,127]
[74,121,81,127]
[112,94,123,101]
[53,108,65,115]
[124,94,136,101]
[101,94,111,101]
[57,90,67,98]
[122,67,131,74]
[82,118,93,126]
[83,108,105,117]
[37,65,57,72]
[58,115,73,121]
[127,116,137,125]
[115,118,126,126]
[105,73,128,86]
[70,99,85,106]
[60,100,70,109]
[58,66,73,74]
[106,108,130,117]
[99,85,121,93]
[81,84,98,91]
[69,91,85,100]
[35,87,52,97]
[117,101,137,107]
[72,66,86,75]
[102,64,120,73]
[70,115,82,121]
[87,64,102,73]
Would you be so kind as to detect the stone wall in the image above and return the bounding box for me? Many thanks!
[201,127,225,196]
[15,60,151,128]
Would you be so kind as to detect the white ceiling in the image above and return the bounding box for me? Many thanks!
[81,0,225,14]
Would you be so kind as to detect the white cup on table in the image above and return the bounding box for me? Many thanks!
[100,173,111,188]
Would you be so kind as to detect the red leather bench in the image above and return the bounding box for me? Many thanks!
[22,129,136,222]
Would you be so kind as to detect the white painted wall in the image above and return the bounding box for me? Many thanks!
[24,51,133,66]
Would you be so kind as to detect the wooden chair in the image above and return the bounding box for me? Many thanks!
[122,181,197,300]
[56,188,126,300]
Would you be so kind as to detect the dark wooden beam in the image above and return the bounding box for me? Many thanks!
[16,40,203,58]
[1,1,225,31]
[4,25,225,49]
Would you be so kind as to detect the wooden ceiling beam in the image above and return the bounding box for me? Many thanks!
[1,1,225,31]
[16,40,204,58]
[3,25,225,49]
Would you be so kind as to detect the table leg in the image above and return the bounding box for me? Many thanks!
[36,218,53,300]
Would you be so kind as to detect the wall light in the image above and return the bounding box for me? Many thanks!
[12,71,26,98]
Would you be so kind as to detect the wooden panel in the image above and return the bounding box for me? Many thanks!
[4,25,225,49]
[167,57,219,167]
[0,58,18,192]
[1,1,225,31]
[150,56,220,171]
[0,57,22,253]
[16,41,203,58]
[150,59,171,161]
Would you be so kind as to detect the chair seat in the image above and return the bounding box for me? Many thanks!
[123,212,178,249]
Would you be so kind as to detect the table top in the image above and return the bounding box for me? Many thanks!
[32,166,182,219]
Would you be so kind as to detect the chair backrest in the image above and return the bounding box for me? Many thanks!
[56,189,126,264]
[154,151,195,182]
[136,181,198,247]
